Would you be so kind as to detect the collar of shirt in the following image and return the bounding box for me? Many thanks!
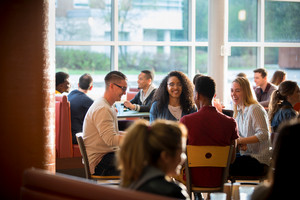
[259,82,271,94]
[140,84,155,103]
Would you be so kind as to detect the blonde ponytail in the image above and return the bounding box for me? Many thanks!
[117,119,186,187]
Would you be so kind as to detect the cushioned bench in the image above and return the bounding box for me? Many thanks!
[21,168,175,200]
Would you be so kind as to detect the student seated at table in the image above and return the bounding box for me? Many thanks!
[68,73,94,144]
[150,71,197,123]
[83,71,127,176]
[229,77,271,176]
[123,70,156,112]
[268,80,300,133]
[253,68,277,108]
[251,119,300,200]
[180,76,238,188]
[117,119,190,200]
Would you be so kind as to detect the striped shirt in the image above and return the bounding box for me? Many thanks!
[235,103,271,166]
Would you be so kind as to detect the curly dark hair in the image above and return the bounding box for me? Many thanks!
[153,71,194,113]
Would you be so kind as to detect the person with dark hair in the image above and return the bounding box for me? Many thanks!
[180,76,238,188]
[56,71,70,94]
[268,80,300,133]
[83,71,127,176]
[68,73,94,144]
[117,119,190,199]
[124,70,156,112]
[192,73,203,85]
[150,71,197,123]
[251,119,300,200]
[270,70,286,86]
[253,68,277,107]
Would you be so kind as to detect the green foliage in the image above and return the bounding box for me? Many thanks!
[265,2,300,42]
[229,0,257,42]
[56,48,110,71]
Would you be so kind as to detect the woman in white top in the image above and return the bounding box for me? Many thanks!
[230,77,271,176]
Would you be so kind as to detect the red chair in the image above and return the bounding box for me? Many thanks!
[126,91,138,101]
[55,95,81,158]
[294,102,300,112]
[129,87,140,92]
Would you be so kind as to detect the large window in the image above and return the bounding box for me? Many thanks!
[56,0,300,101]
[228,0,300,105]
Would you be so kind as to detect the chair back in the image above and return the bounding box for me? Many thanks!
[55,95,81,158]
[126,91,138,101]
[76,132,91,179]
[185,145,233,195]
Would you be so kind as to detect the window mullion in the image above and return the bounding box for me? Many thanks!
[111,0,119,71]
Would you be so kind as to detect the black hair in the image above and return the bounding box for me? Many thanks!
[195,76,215,100]
[153,71,194,113]
[104,71,127,86]
[56,72,69,87]
[141,70,154,81]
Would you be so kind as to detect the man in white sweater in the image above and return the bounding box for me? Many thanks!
[83,71,127,176]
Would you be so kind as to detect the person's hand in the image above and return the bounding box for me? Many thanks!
[124,100,134,110]
[239,144,248,151]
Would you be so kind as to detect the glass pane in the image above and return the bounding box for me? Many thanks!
[196,0,208,41]
[118,46,188,88]
[265,1,300,42]
[265,47,300,86]
[228,0,257,42]
[118,0,188,41]
[56,0,111,41]
[195,47,208,74]
[227,47,257,94]
[56,46,111,99]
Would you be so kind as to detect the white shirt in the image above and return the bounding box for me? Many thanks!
[168,105,182,121]
[82,97,120,174]
[235,103,271,166]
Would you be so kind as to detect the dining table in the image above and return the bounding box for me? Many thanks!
[117,109,150,118]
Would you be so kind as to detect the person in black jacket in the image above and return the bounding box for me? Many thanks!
[117,119,190,200]
[124,70,156,112]
[68,73,94,144]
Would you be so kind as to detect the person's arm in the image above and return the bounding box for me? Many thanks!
[237,135,259,145]
[94,107,120,147]
[124,92,140,110]
[239,105,269,146]
[149,102,158,123]
[231,139,237,163]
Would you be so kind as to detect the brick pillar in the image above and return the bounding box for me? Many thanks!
[0,0,55,199]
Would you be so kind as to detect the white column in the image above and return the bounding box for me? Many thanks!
[208,0,229,105]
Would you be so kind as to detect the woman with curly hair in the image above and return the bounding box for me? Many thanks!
[150,71,197,123]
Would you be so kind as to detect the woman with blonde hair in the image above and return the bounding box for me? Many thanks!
[268,80,299,133]
[117,119,189,199]
[230,77,271,176]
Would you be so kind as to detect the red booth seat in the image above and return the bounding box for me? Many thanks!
[21,168,174,200]
[55,95,81,158]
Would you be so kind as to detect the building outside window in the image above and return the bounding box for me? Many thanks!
[56,0,300,103]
